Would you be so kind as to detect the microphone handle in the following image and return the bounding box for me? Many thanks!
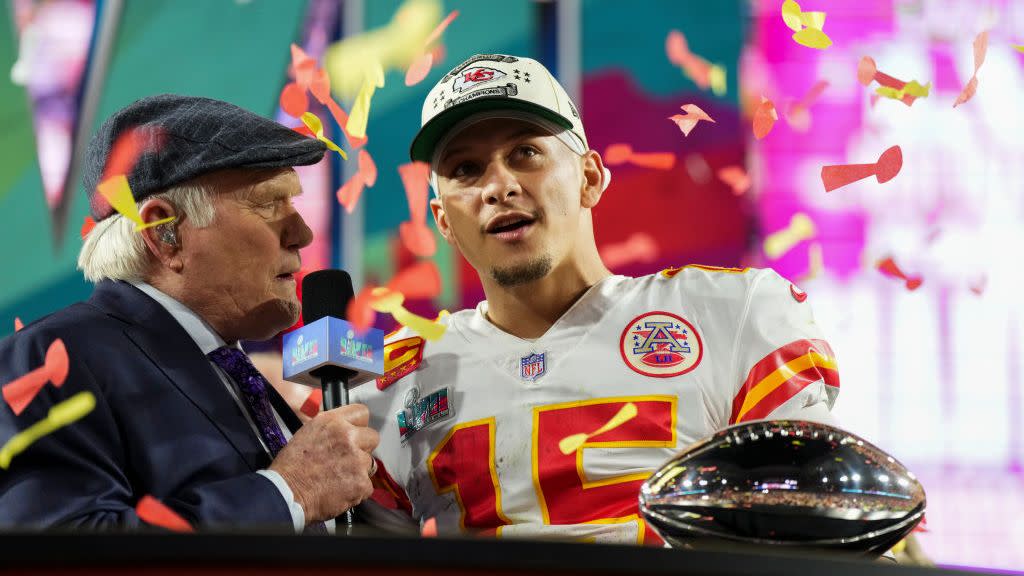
[321,375,355,533]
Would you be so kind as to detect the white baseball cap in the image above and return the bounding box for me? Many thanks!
[410,53,589,163]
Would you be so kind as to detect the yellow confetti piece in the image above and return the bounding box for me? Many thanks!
[97,175,144,226]
[764,213,816,259]
[369,288,447,341]
[709,64,727,96]
[346,61,385,140]
[781,0,803,31]
[1015,44,1024,53]
[134,217,177,233]
[876,80,931,101]
[799,11,826,30]
[0,391,96,469]
[558,402,638,455]
[792,27,832,50]
[300,112,347,160]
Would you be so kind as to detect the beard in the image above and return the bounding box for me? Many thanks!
[489,254,553,287]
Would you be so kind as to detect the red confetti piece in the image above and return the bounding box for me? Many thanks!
[399,221,436,258]
[969,275,987,296]
[336,172,366,215]
[279,82,309,118]
[14,318,24,332]
[953,31,988,108]
[717,165,751,195]
[310,68,331,105]
[2,339,68,416]
[387,261,442,300]
[668,103,715,137]
[421,516,438,537]
[423,10,459,48]
[324,99,368,150]
[358,149,377,187]
[405,52,434,87]
[599,232,659,270]
[290,44,316,90]
[102,127,162,183]
[300,388,322,418]
[752,97,778,140]
[601,144,674,170]
[399,162,431,225]
[857,56,924,107]
[80,216,96,239]
[603,143,633,166]
[876,256,922,290]
[292,124,315,138]
[821,145,902,192]
[136,495,193,532]
[786,80,829,132]
[347,286,378,334]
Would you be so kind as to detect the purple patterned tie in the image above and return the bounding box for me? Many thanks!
[208,346,328,535]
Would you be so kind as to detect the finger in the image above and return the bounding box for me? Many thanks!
[334,403,370,427]
[352,427,380,452]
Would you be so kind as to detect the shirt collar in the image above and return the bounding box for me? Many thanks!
[130,281,232,355]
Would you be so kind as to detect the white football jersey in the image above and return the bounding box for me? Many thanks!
[352,265,840,544]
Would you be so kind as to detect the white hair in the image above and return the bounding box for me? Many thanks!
[77,182,217,283]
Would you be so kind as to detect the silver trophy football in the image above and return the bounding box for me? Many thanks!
[640,420,925,555]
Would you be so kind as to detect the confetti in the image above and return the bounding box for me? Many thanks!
[300,112,347,159]
[80,216,96,239]
[346,62,385,140]
[820,145,902,192]
[387,261,442,300]
[558,402,637,454]
[969,275,987,296]
[1015,44,1024,53]
[421,516,438,537]
[780,0,832,49]
[601,144,675,170]
[763,213,815,259]
[94,128,176,231]
[668,103,716,137]
[953,31,988,108]
[786,80,829,132]
[14,318,24,332]
[423,10,458,48]
[665,30,726,95]
[800,242,824,282]
[290,43,317,91]
[300,388,322,418]
[358,150,377,187]
[336,173,366,215]
[599,233,659,270]
[877,256,922,290]
[399,222,437,258]
[857,56,928,107]
[136,495,194,532]
[279,82,309,118]
[2,339,69,416]
[752,97,778,140]
[717,165,751,196]
[369,288,447,341]
[347,286,378,334]
[309,68,331,104]
[405,52,434,86]
[0,391,96,469]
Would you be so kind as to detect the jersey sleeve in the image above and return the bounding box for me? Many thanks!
[726,269,839,426]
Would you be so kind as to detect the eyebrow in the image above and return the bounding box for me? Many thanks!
[438,126,546,167]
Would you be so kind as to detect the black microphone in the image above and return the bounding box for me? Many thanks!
[302,269,358,412]
[288,269,386,532]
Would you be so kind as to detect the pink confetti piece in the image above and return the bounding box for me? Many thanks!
[335,172,366,215]
[954,31,988,108]
[399,221,437,258]
[668,103,716,137]
[398,162,432,225]
[424,11,459,48]
[421,517,438,537]
[136,495,193,532]
[405,52,434,86]
[14,318,24,332]
[358,149,377,187]
[347,286,378,334]
[387,261,442,300]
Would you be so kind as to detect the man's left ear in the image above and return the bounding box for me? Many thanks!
[580,150,607,209]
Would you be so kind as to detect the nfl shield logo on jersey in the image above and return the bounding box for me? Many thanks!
[620,312,703,378]
[520,352,546,381]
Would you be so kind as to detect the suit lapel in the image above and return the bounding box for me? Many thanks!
[267,385,303,434]
[90,281,268,471]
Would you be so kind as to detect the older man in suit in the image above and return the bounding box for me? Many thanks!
[0,94,377,531]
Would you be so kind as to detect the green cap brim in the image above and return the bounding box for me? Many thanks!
[409,97,575,163]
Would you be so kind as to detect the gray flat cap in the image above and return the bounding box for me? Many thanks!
[84,94,326,220]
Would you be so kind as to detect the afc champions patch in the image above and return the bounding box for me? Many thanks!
[619,311,703,378]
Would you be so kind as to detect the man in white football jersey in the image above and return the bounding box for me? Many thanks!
[351,53,839,544]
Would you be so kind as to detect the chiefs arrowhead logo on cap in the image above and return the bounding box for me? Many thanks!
[452,66,506,94]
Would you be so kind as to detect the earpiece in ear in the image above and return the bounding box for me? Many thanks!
[159,225,178,246]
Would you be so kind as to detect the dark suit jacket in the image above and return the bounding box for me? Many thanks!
[0,280,303,529]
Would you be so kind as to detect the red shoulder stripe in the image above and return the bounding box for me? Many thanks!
[730,339,838,424]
